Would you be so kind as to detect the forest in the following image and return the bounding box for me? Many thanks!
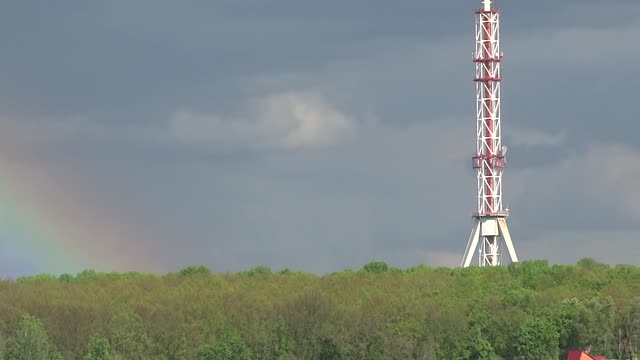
[0,259,638,360]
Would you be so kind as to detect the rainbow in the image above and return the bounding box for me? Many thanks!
[0,153,159,276]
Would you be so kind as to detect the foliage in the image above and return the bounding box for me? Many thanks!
[84,336,111,360]
[361,261,390,274]
[0,259,637,359]
[107,311,150,359]
[178,265,212,277]
[614,297,640,360]
[318,336,342,360]
[198,328,250,360]
[197,344,216,360]
[5,314,50,360]
[515,316,559,360]
[58,274,73,283]
[466,324,499,360]
[165,336,187,360]
[273,318,291,360]
[239,266,272,277]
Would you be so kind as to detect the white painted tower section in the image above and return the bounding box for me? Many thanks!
[483,0,491,11]
[461,0,518,267]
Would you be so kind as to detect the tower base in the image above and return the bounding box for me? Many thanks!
[461,215,518,267]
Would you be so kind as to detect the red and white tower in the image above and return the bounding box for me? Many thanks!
[462,0,518,267]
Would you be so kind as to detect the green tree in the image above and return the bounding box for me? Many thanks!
[107,312,150,360]
[198,328,250,360]
[466,325,499,360]
[614,297,640,360]
[74,270,99,282]
[0,260,639,359]
[577,297,616,358]
[5,314,50,360]
[428,305,470,360]
[364,334,385,360]
[361,261,390,274]
[0,327,6,359]
[551,297,584,356]
[273,319,290,360]
[57,274,73,283]
[49,351,63,360]
[197,344,216,360]
[515,316,559,360]
[84,336,111,360]
[165,337,187,360]
[239,266,272,277]
[284,290,332,358]
[318,337,342,360]
[178,265,212,277]
[508,260,552,289]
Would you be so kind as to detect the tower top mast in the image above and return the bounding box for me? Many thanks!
[483,0,491,11]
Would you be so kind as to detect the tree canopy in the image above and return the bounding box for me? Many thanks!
[0,259,638,359]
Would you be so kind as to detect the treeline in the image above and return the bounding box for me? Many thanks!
[0,259,639,359]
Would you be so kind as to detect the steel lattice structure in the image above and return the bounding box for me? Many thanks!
[462,0,518,267]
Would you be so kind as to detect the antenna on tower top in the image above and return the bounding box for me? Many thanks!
[483,0,492,11]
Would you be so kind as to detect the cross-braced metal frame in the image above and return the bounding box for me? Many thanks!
[462,0,518,268]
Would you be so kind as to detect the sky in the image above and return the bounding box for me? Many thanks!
[0,0,639,275]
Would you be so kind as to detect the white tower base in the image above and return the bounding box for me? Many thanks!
[461,215,518,267]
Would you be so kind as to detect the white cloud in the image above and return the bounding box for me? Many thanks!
[260,92,356,148]
[0,92,356,152]
[510,127,567,148]
[170,92,356,149]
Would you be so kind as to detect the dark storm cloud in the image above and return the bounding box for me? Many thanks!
[2,0,626,118]
[0,0,639,274]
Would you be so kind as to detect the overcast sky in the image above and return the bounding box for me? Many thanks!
[1,0,639,275]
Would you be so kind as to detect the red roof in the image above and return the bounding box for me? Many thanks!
[567,350,605,360]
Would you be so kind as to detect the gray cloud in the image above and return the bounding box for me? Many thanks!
[520,230,640,265]
[1,0,639,275]
[510,128,568,148]
[510,143,640,224]
[0,92,356,151]
[145,118,474,273]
